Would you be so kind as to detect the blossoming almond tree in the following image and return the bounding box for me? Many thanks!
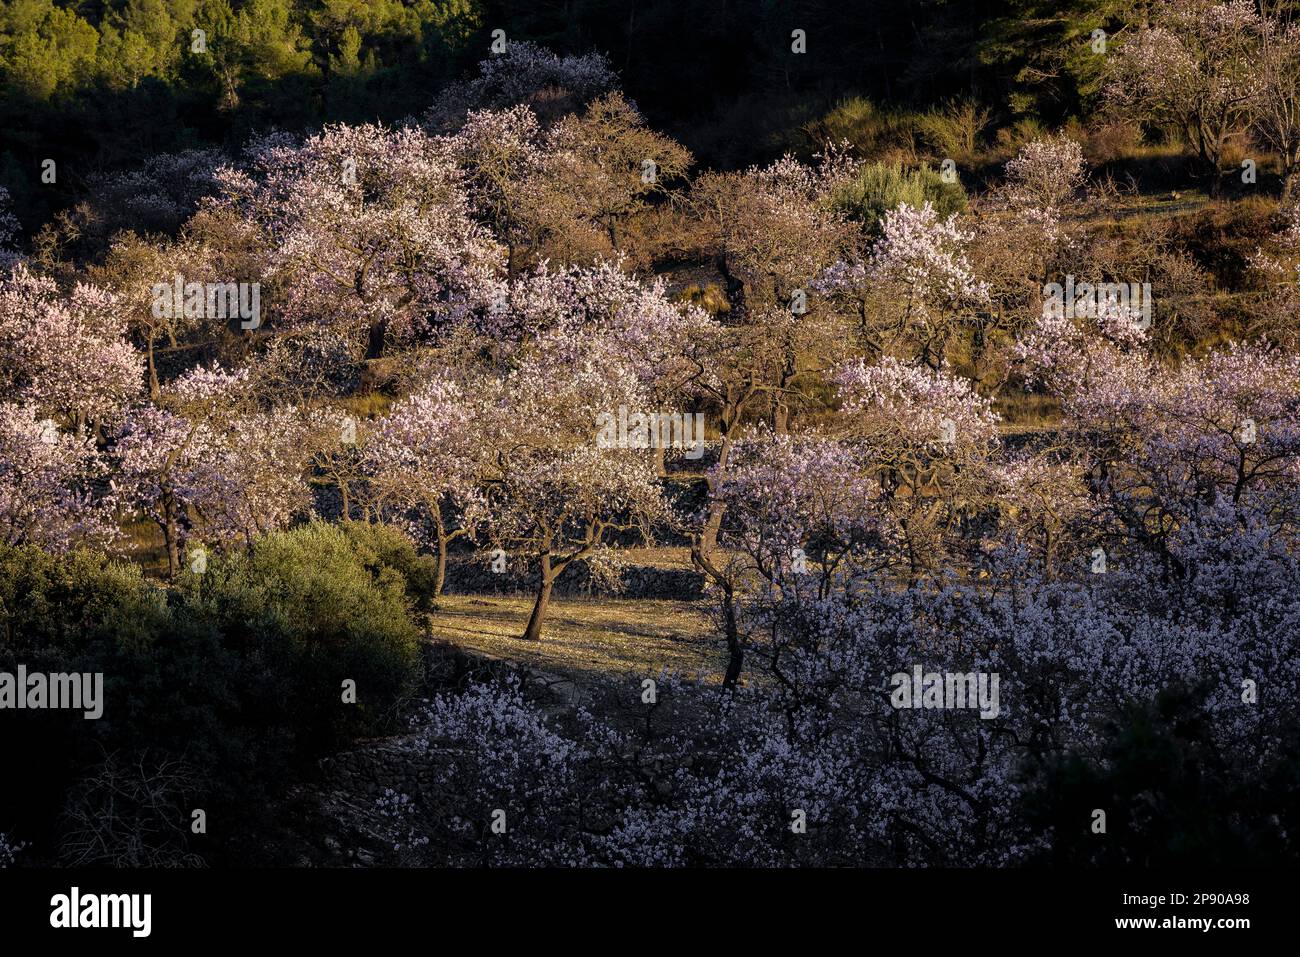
[1104,0,1266,195]
[707,430,887,686]
[481,339,671,641]
[833,356,1001,577]
[1257,18,1300,200]
[544,92,692,259]
[1001,135,1087,211]
[0,264,142,431]
[425,41,617,131]
[1076,344,1300,571]
[0,402,119,551]
[691,150,860,319]
[363,373,489,597]
[114,365,321,576]
[211,124,503,358]
[814,201,989,367]
[446,105,552,278]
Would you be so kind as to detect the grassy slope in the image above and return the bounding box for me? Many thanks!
[426,594,723,683]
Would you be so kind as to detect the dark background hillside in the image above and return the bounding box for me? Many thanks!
[0,0,1221,228]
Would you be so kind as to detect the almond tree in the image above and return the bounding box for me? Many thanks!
[813,201,989,368]
[91,234,218,402]
[707,430,887,686]
[446,105,553,278]
[0,264,142,431]
[680,152,863,617]
[545,92,692,259]
[1104,0,1266,195]
[482,345,670,642]
[114,365,321,575]
[484,261,715,478]
[833,356,1001,577]
[472,267,695,640]
[363,373,488,597]
[691,150,859,319]
[1076,344,1300,570]
[363,262,708,616]
[1001,134,1087,210]
[1257,18,1300,200]
[962,142,1083,387]
[211,124,503,358]
[425,41,617,131]
[0,402,118,551]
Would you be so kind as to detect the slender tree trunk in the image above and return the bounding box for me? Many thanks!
[522,556,556,642]
[434,536,448,597]
[161,489,180,579]
[1206,139,1224,198]
[691,430,744,688]
[697,428,735,554]
[773,402,789,434]
[688,395,755,688]
[720,582,743,688]
[147,334,160,403]
[431,508,451,597]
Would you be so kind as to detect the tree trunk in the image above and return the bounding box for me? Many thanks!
[431,508,450,597]
[697,430,735,554]
[720,584,743,689]
[366,317,387,359]
[433,537,448,598]
[146,334,161,403]
[161,489,180,579]
[522,568,555,641]
[773,402,789,434]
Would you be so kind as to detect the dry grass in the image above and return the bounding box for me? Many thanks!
[612,545,695,569]
[994,392,1061,432]
[116,517,170,579]
[426,593,724,682]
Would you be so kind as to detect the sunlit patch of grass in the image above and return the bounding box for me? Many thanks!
[426,593,722,682]
[994,392,1061,431]
[615,546,695,569]
[115,516,170,579]
[341,390,394,420]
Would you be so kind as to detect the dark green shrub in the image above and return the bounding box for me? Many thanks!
[831,161,968,233]
[804,97,921,165]
[0,545,170,660]
[176,523,422,746]
[335,520,440,611]
[0,526,425,864]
